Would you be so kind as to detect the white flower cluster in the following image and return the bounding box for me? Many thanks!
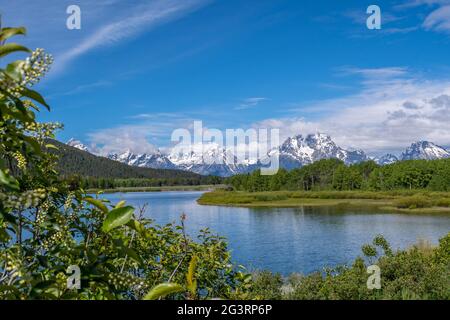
[0,73,21,96]
[0,48,53,98]
[41,212,73,250]
[35,200,50,226]
[31,122,64,142]
[21,48,53,87]
[4,188,46,210]
[56,272,68,289]
[42,230,67,251]
[106,272,145,290]
[64,192,74,212]
[42,209,78,251]
[13,151,27,171]
[1,252,24,284]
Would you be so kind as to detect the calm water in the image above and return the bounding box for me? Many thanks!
[103,191,450,275]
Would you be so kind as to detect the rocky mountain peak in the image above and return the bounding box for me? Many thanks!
[67,138,89,152]
[66,136,450,176]
[401,141,450,160]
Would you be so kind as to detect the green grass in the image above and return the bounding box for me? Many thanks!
[197,190,450,213]
[393,195,432,209]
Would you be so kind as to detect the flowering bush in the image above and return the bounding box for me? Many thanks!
[0,24,244,300]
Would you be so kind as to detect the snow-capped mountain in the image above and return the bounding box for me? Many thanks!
[169,143,258,176]
[66,136,450,176]
[401,141,450,161]
[106,143,258,176]
[67,138,89,152]
[376,154,399,165]
[107,150,176,170]
[278,133,367,169]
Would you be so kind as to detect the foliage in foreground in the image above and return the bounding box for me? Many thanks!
[1,21,448,301]
[0,24,242,300]
[243,233,450,300]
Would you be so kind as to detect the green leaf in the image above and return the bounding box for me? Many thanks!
[0,227,11,243]
[0,27,26,42]
[0,211,17,227]
[0,169,19,191]
[23,135,42,155]
[126,219,146,234]
[2,90,29,114]
[143,283,184,300]
[187,255,198,296]
[0,43,30,58]
[45,143,59,150]
[4,61,25,82]
[84,197,109,214]
[112,238,143,265]
[21,87,50,110]
[114,200,126,209]
[0,285,21,298]
[122,247,143,265]
[102,206,134,232]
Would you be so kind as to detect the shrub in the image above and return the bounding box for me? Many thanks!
[240,234,450,300]
[436,198,450,207]
[393,196,432,209]
[0,22,243,300]
[246,271,283,300]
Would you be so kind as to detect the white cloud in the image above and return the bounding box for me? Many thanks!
[87,125,158,155]
[253,69,450,155]
[423,5,450,33]
[395,0,450,10]
[86,69,450,157]
[337,66,409,80]
[1,0,210,75]
[54,0,209,72]
[381,26,420,34]
[395,1,450,34]
[235,97,268,110]
[87,112,199,155]
[47,80,112,98]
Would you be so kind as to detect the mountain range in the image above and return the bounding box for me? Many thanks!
[52,139,214,183]
[67,134,450,177]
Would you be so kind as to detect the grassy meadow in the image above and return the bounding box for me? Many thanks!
[198,190,450,213]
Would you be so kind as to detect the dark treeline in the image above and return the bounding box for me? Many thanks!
[46,140,223,188]
[74,176,222,189]
[227,158,450,192]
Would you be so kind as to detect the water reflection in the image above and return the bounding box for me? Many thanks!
[102,191,450,275]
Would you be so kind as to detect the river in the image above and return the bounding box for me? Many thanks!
[102,191,450,275]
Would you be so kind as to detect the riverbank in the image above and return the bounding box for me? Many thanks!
[197,190,450,213]
[87,184,226,193]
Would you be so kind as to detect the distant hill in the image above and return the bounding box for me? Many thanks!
[47,140,215,182]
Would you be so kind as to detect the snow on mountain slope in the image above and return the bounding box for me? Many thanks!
[107,150,176,170]
[169,142,255,176]
[67,138,89,152]
[278,133,367,169]
[401,141,450,161]
[376,154,399,165]
[66,136,450,176]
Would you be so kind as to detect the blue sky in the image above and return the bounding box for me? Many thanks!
[2,0,450,156]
